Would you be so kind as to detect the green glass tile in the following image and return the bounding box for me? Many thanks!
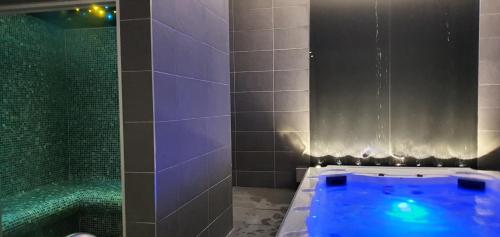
[0,15,121,236]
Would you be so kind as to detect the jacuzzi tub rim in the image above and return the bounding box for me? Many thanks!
[276,166,500,237]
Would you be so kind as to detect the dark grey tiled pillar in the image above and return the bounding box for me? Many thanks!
[120,0,232,236]
[478,0,500,170]
[230,0,310,188]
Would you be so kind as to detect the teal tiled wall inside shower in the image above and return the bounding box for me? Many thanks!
[0,15,67,198]
[0,15,121,236]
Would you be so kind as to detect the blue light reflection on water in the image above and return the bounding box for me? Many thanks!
[307,177,500,237]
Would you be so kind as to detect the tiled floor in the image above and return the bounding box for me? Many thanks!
[229,187,295,237]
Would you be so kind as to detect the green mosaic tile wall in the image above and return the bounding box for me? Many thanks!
[0,15,68,199]
[65,27,120,181]
[0,15,121,236]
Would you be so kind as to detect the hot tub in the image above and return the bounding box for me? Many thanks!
[277,166,500,237]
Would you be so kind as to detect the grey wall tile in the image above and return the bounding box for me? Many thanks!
[208,147,232,186]
[234,8,273,30]
[274,5,309,28]
[233,0,272,10]
[480,14,500,37]
[274,70,309,90]
[274,91,309,111]
[275,131,309,152]
[120,0,151,20]
[235,132,275,151]
[479,61,500,84]
[480,38,500,61]
[479,85,500,107]
[201,0,230,21]
[235,71,274,92]
[152,21,177,74]
[275,49,309,70]
[124,123,154,172]
[479,108,500,130]
[274,27,309,49]
[274,0,309,7]
[157,211,179,237]
[234,92,274,112]
[157,166,180,220]
[237,171,274,187]
[206,116,231,151]
[123,71,153,122]
[177,192,210,237]
[235,112,274,131]
[275,171,296,188]
[121,19,152,71]
[127,222,156,237]
[179,155,209,204]
[208,177,232,222]
[234,29,273,51]
[125,173,155,222]
[275,151,299,171]
[235,151,275,171]
[208,206,233,237]
[275,111,309,132]
[154,72,178,121]
[234,51,273,71]
[481,0,500,14]
[206,48,230,83]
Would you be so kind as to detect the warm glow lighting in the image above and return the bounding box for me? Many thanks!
[99,10,105,16]
[75,8,80,12]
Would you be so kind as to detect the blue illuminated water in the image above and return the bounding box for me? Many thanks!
[307,175,500,237]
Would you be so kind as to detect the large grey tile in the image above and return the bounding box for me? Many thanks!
[275,49,309,70]
[122,71,153,122]
[274,91,309,111]
[204,8,230,52]
[234,51,273,71]
[478,131,500,157]
[209,177,232,222]
[157,211,179,237]
[479,85,500,107]
[120,19,151,71]
[206,115,231,151]
[275,131,309,152]
[151,21,176,73]
[234,0,272,10]
[178,192,210,237]
[237,171,275,188]
[274,27,309,49]
[274,0,309,7]
[234,29,273,51]
[479,60,500,84]
[480,38,500,61]
[273,5,309,28]
[234,92,274,112]
[234,8,273,31]
[480,14,500,37]
[235,151,275,171]
[124,123,154,172]
[206,47,230,84]
[120,0,150,20]
[153,72,178,121]
[179,155,209,205]
[235,132,274,151]
[127,222,155,237]
[157,166,180,220]
[275,171,296,189]
[201,0,230,21]
[172,0,209,41]
[208,147,232,186]
[209,206,233,237]
[275,111,309,132]
[125,173,155,222]
[479,108,500,130]
[235,71,273,92]
[274,70,309,90]
[275,151,298,172]
[481,0,500,13]
[235,112,274,131]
